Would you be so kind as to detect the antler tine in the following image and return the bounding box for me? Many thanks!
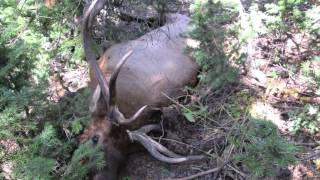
[127,125,204,163]
[111,105,148,125]
[130,133,188,163]
[108,50,133,106]
[131,124,161,134]
[148,138,183,158]
[120,105,148,124]
[128,125,204,160]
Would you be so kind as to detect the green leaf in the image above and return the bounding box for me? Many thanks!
[183,111,195,122]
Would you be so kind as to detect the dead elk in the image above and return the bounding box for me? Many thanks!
[81,1,203,179]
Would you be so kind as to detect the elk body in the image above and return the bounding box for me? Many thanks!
[91,15,199,121]
[81,1,202,179]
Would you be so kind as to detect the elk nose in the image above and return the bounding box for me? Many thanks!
[92,134,100,144]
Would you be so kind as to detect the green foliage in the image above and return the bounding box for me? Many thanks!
[244,0,320,38]
[182,103,208,123]
[63,141,106,180]
[0,1,93,178]
[304,5,320,36]
[264,0,304,31]
[299,56,320,89]
[0,86,43,140]
[0,0,84,90]
[32,124,63,156]
[7,88,92,179]
[15,157,56,180]
[1,1,45,89]
[226,90,255,120]
[188,0,318,178]
[13,140,106,180]
[289,104,320,134]
[189,0,239,88]
[231,119,299,178]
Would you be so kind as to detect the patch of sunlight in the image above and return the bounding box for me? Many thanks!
[186,38,200,49]
[249,100,292,132]
[1,162,13,180]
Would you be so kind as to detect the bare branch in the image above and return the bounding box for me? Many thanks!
[168,160,232,180]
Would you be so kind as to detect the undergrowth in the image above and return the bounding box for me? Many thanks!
[0,0,105,179]
[187,0,312,178]
[231,118,299,178]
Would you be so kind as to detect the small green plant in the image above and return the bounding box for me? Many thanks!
[305,56,320,84]
[289,104,320,134]
[182,104,208,123]
[226,90,255,120]
[231,119,299,178]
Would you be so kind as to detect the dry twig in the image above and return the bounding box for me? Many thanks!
[167,159,232,180]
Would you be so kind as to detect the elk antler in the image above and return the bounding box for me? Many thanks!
[108,50,132,106]
[84,1,146,123]
[107,51,147,125]
[127,125,204,163]
[110,105,148,125]
[82,0,109,109]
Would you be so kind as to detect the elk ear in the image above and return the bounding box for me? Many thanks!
[89,85,107,115]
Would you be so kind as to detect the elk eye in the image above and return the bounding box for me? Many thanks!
[91,134,100,144]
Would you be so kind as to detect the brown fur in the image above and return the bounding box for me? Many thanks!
[96,14,199,118]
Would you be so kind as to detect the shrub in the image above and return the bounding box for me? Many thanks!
[231,119,299,178]
[189,0,239,89]
[0,0,95,178]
